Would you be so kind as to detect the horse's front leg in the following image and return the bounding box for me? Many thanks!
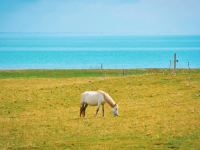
[102,104,104,117]
[95,105,100,116]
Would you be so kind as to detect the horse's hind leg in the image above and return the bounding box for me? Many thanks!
[80,103,85,117]
[83,104,88,117]
[80,105,83,117]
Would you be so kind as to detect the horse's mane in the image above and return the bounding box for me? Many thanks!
[98,90,116,107]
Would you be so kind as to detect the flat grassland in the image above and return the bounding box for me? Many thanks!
[0,69,199,149]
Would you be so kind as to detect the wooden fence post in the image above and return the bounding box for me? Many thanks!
[173,53,177,74]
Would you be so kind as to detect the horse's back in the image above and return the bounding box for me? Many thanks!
[81,91,104,106]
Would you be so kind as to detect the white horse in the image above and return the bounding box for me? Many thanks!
[80,90,119,117]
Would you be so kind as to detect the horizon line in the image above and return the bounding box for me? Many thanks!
[0,32,200,37]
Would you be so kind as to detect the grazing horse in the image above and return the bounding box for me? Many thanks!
[80,90,119,117]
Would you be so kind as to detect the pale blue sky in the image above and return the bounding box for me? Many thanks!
[0,0,200,35]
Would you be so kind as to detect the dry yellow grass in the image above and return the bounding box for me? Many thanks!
[0,73,200,149]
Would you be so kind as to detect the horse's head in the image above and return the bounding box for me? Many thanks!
[112,104,119,116]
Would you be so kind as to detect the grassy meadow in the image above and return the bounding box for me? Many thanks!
[0,69,200,149]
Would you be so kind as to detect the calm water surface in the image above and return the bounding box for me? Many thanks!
[0,34,199,69]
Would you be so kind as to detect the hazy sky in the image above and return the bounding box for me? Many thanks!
[0,0,200,35]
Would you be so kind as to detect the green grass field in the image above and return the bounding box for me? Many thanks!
[0,69,199,149]
[0,69,200,78]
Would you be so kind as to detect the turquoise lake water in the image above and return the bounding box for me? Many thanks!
[0,33,200,69]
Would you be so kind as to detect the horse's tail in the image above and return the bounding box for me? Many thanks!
[98,90,116,107]
[80,93,85,106]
